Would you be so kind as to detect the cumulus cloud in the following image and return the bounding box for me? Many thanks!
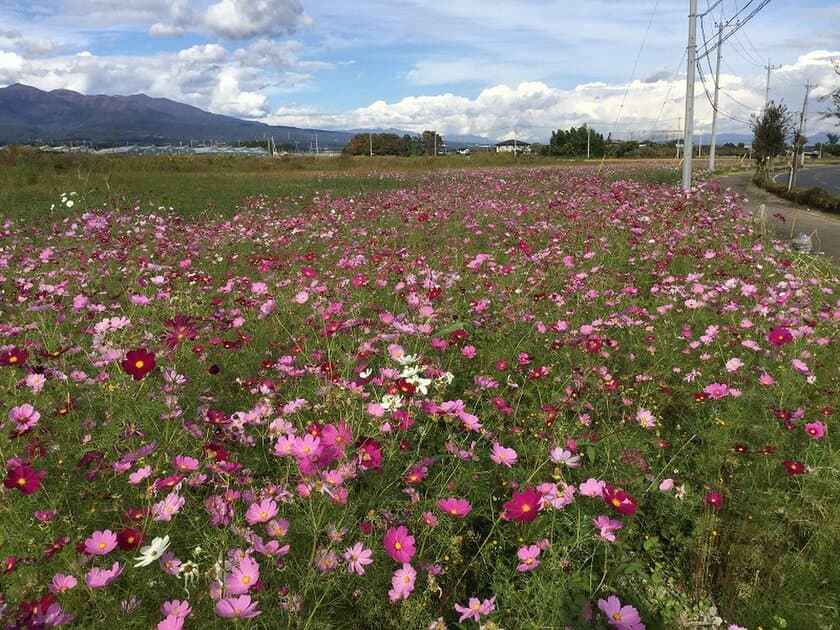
[204,0,309,40]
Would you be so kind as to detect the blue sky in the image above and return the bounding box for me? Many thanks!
[1,0,838,141]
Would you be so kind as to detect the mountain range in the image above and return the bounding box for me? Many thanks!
[0,83,356,149]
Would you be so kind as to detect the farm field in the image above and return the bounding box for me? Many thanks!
[0,159,837,629]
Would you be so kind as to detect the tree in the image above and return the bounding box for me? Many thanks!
[344,133,408,156]
[825,132,839,156]
[420,130,443,155]
[545,124,606,157]
[751,101,794,178]
[822,63,839,125]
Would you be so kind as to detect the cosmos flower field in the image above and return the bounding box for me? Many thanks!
[1,165,837,629]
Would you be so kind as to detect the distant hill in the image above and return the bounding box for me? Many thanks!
[0,83,353,149]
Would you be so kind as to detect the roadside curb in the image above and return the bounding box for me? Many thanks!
[712,170,840,262]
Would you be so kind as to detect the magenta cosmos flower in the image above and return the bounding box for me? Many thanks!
[383,525,416,563]
[438,497,472,518]
[767,326,793,347]
[3,461,45,495]
[501,486,541,523]
[214,595,261,619]
[602,485,638,515]
[598,595,645,629]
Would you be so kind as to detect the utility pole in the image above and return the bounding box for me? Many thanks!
[369,132,373,157]
[708,21,723,171]
[587,124,591,159]
[788,82,812,191]
[763,60,779,113]
[681,0,698,191]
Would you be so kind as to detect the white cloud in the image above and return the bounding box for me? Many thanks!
[204,0,309,40]
[149,23,185,37]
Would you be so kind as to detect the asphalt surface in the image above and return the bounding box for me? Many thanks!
[771,164,840,196]
[715,171,840,263]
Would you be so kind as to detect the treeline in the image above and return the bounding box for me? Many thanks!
[344,130,443,156]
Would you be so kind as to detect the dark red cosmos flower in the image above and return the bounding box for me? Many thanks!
[782,460,806,475]
[162,315,198,349]
[3,556,16,573]
[705,492,723,509]
[4,461,45,494]
[584,336,603,354]
[767,326,793,347]
[117,528,144,551]
[0,346,28,367]
[121,348,156,380]
[502,486,541,523]
[602,485,638,515]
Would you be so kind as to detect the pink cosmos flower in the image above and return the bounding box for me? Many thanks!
[597,595,645,629]
[128,465,152,484]
[383,525,416,563]
[343,542,373,575]
[388,563,416,603]
[454,596,496,623]
[214,595,262,619]
[172,455,199,472]
[245,498,279,525]
[579,477,606,498]
[9,403,41,432]
[160,600,191,619]
[635,408,656,428]
[151,491,185,521]
[48,573,78,593]
[593,515,624,542]
[516,544,541,571]
[225,555,260,595]
[85,561,123,588]
[157,615,184,630]
[791,359,811,375]
[84,530,118,556]
[422,511,438,528]
[490,442,518,467]
[438,497,472,518]
[550,447,581,468]
[805,421,826,439]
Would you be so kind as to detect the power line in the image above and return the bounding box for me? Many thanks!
[697,0,773,60]
[696,60,753,126]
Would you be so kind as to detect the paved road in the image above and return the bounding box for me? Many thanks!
[715,171,840,262]
[771,165,840,196]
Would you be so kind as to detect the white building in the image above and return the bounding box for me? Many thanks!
[495,139,531,153]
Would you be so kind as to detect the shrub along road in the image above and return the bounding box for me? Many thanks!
[715,170,840,262]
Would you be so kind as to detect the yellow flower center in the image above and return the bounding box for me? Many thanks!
[98,542,107,549]
[394,542,402,550]
[611,498,621,507]
[9,356,18,363]
[17,477,26,486]
[135,360,145,369]
[613,612,622,621]
[242,576,251,584]
[521,504,530,512]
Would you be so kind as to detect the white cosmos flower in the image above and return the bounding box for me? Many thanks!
[133,535,171,568]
